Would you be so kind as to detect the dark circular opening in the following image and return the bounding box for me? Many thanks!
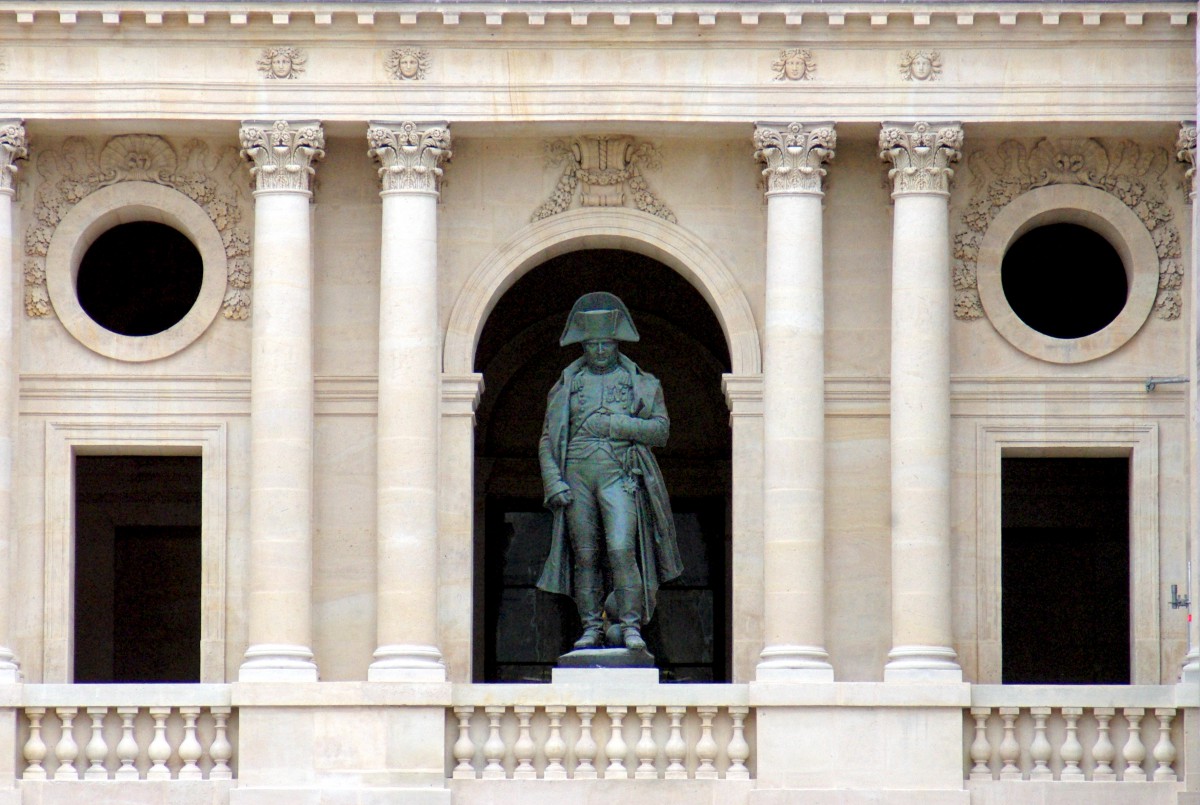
[1001,223,1127,339]
[76,221,203,337]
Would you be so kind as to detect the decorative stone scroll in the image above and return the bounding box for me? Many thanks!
[367,121,451,193]
[23,134,252,319]
[879,122,963,195]
[753,123,836,194]
[532,136,675,223]
[239,121,324,193]
[0,121,28,193]
[954,137,1184,320]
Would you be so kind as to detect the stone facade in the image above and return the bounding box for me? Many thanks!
[0,2,1196,804]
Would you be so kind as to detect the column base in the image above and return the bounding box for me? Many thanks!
[1180,652,1200,686]
[884,645,962,682]
[239,644,319,682]
[368,644,446,682]
[756,645,835,682]
[0,649,21,683]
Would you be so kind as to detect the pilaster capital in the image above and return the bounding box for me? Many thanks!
[753,122,836,195]
[368,121,451,194]
[0,120,28,195]
[1176,122,1196,198]
[879,121,963,196]
[239,120,325,193]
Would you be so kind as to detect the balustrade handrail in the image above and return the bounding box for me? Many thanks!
[17,683,233,708]
[971,684,1186,709]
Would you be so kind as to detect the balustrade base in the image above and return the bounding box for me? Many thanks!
[750,790,967,805]
[19,780,234,805]
[231,787,449,805]
[966,780,1182,805]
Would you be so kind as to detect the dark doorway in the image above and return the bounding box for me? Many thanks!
[1001,456,1130,684]
[74,456,202,683]
[474,249,732,682]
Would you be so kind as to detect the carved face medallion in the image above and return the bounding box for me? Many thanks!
[271,53,293,79]
[398,53,420,79]
[784,53,807,80]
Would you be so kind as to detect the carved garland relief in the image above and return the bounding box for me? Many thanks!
[24,135,253,320]
[532,136,676,223]
[953,138,1184,321]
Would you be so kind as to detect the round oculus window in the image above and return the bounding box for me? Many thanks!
[1000,223,1128,340]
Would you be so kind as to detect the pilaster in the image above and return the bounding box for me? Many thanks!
[753,123,836,682]
[1178,121,1199,684]
[879,121,963,682]
[368,121,452,682]
[239,120,324,682]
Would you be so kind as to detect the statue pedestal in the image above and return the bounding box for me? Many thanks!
[556,646,655,669]
[552,665,660,685]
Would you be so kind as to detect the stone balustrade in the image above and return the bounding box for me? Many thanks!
[447,682,753,780]
[966,686,1188,784]
[15,685,235,781]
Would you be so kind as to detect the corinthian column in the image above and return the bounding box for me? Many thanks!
[1178,122,1199,684]
[367,122,451,681]
[878,121,963,682]
[753,122,836,680]
[238,120,324,681]
[0,121,27,683]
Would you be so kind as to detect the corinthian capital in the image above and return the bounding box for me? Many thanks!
[879,121,963,196]
[367,121,451,193]
[753,122,836,195]
[0,120,28,195]
[240,120,325,192]
[1177,122,1197,191]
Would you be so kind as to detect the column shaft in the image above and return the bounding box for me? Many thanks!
[753,123,835,680]
[368,121,451,681]
[0,121,26,683]
[239,121,324,681]
[880,122,963,681]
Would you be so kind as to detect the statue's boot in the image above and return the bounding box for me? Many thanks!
[615,586,646,651]
[572,581,605,650]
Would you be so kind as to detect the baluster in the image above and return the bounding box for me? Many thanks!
[209,707,233,780]
[146,707,172,780]
[574,706,598,779]
[1122,707,1147,781]
[969,707,992,780]
[1060,707,1084,781]
[1152,708,1177,782]
[84,707,109,780]
[482,706,507,780]
[1029,707,1052,780]
[22,707,47,780]
[664,706,688,779]
[998,707,1021,780]
[178,706,203,780]
[1092,707,1116,781]
[604,706,629,778]
[634,706,658,779]
[726,706,750,780]
[452,706,477,779]
[114,707,140,780]
[54,707,79,780]
[695,706,719,780]
[512,705,537,779]
[544,705,568,780]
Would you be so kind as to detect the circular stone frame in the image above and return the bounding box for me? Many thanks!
[976,184,1159,364]
[45,182,227,362]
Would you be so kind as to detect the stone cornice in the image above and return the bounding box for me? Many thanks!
[0,120,27,195]
[367,121,451,194]
[879,121,962,196]
[753,122,835,196]
[240,120,325,193]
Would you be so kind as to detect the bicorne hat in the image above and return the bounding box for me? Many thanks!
[559,292,640,346]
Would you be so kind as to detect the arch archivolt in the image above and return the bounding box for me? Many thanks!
[443,207,761,375]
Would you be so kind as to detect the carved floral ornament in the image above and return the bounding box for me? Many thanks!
[879,122,962,195]
[24,134,252,320]
[1176,122,1197,191]
[953,137,1185,321]
[239,121,325,193]
[753,123,836,194]
[532,136,675,223]
[367,122,451,193]
[258,46,306,80]
[0,120,28,194]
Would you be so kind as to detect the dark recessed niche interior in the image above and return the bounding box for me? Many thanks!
[76,221,203,337]
[1001,223,1127,340]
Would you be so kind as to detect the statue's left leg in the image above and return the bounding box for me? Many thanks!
[598,469,646,651]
